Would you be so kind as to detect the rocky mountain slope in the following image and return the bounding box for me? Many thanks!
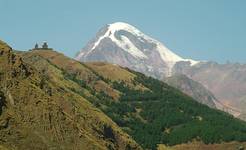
[164,74,241,116]
[21,48,246,149]
[173,61,246,117]
[0,40,141,150]
[164,74,217,108]
[75,22,199,79]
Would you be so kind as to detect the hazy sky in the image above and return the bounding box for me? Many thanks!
[1,0,246,63]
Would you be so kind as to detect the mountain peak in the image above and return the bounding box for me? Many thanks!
[106,22,148,39]
[87,22,149,59]
[108,22,138,31]
[76,22,199,78]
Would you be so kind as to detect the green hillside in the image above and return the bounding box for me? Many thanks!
[21,49,246,150]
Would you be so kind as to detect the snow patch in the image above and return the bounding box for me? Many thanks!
[89,22,148,59]
[116,35,147,58]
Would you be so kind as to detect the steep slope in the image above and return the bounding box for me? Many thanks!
[23,49,246,150]
[76,22,199,78]
[164,74,241,116]
[173,61,246,117]
[0,40,141,150]
[164,74,216,108]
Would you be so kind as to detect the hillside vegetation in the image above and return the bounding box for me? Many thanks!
[0,40,141,150]
[21,49,246,150]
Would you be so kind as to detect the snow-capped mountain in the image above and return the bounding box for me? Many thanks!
[75,22,199,78]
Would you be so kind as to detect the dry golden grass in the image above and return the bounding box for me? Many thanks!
[85,62,150,91]
[94,80,121,100]
[24,50,98,82]
[86,62,136,82]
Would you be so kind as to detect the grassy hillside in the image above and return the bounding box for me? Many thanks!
[0,41,141,150]
[21,49,246,150]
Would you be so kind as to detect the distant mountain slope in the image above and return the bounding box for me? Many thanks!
[164,74,242,116]
[0,40,141,150]
[164,74,216,108]
[24,49,246,150]
[173,61,246,117]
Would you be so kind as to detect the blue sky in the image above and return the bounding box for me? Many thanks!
[0,0,246,63]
